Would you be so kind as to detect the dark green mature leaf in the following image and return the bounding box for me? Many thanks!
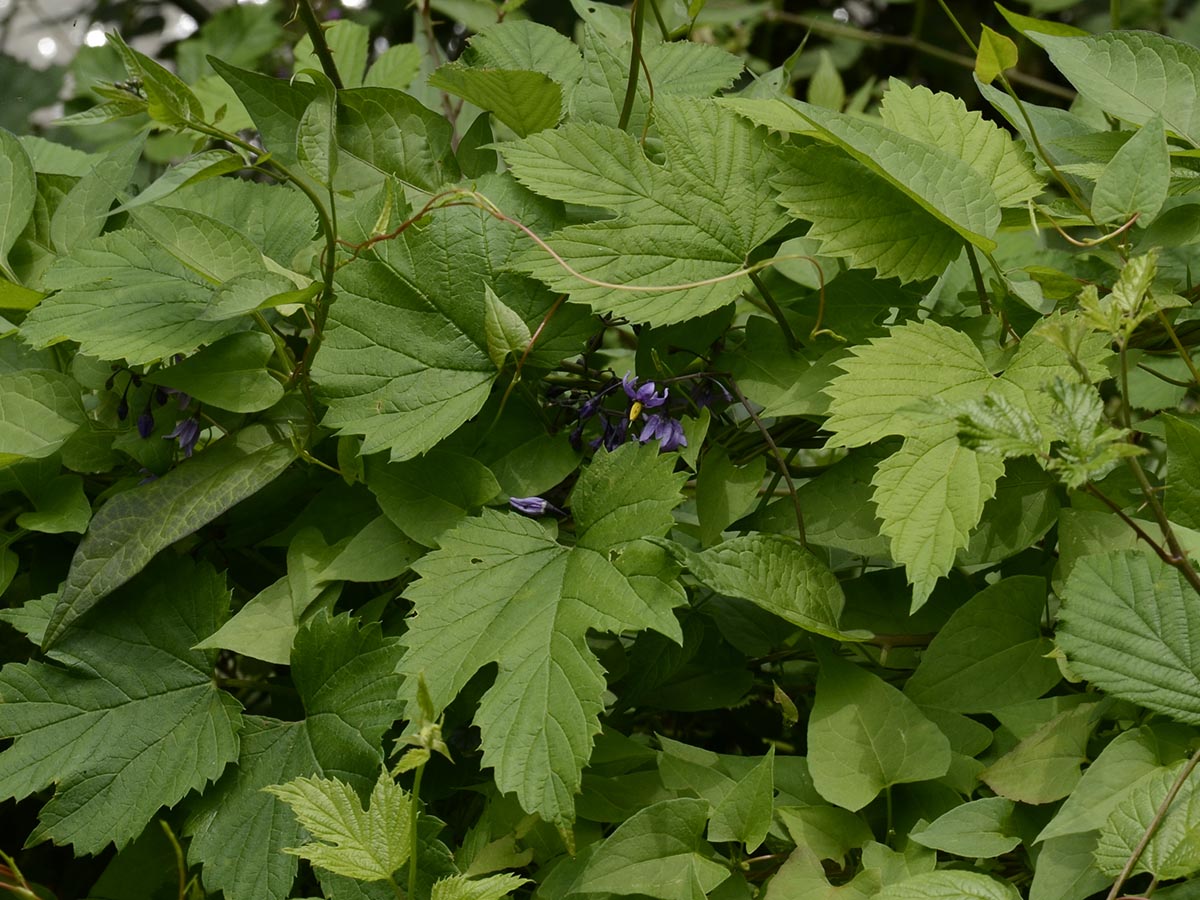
[808,650,951,811]
[43,425,296,649]
[429,65,562,137]
[501,98,787,326]
[0,127,36,280]
[366,451,501,548]
[49,135,143,255]
[910,798,1020,858]
[1059,550,1200,723]
[187,614,404,900]
[1091,115,1169,224]
[400,443,686,826]
[314,173,582,461]
[211,58,320,165]
[1165,415,1200,529]
[336,87,460,193]
[0,558,242,854]
[904,576,1059,713]
[145,332,283,413]
[876,871,1020,900]
[0,370,86,463]
[980,702,1099,804]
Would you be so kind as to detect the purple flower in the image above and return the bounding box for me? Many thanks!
[637,414,687,452]
[621,372,668,410]
[165,418,200,457]
[137,411,155,439]
[509,496,563,517]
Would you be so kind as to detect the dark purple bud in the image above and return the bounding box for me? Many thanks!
[104,374,116,391]
[116,397,130,420]
[579,394,604,420]
[604,417,629,451]
[137,412,154,439]
[692,378,733,409]
[130,373,142,387]
[155,387,170,406]
[176,391,191,411]
[569,422,584,451]
[165,418,200,457]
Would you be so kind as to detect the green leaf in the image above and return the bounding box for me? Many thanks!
[1092,115,1169,223]
[145,332,284,413]
[482,284,532,370]
[727,96,1001,250]
[187,613,404,900]
[109,33,204,127]
[666,534,856,640]
[211,58,321,166]
[1028,833,1109,900]
[696,446,765,547]
[431,874,528,900]
[980,702,1099,804]
[297,78,338,186]
[777,806,873,864]
[904,576,1059,712]
[772,145,964,283]
[363,43,422,91]
[806,50,844,111]
[566,798,730,900]
[976,25,1018,84]
[48,135,144,256]
[0,557,242,854]
[464,21,583,88]
[876,871,1020,900]
[823,319,992,448]
[336,87,461,193]
[313,173,580,461]
[1039,725,1192,842]
[1094,759,1200,880]
[43,425,296,649]
[0,370,85,462]
[1166,414,1200,529]
[872,423,1004,610]
[1029,31,1200,147]
[112,150,245,214]
[877,79,1042,208]
[21,227,244,365]
[790,446,890,558]
[501,98,787,326]
[0,127,35,280]
[707,748,774,851]
[265,769,412,882]
[400,443,686,826]
[910,798,1020,858]
[1059,550,1200,723]
[17,473,91,534]
[430,65,562,137]
[366,450,501,548]
[807,650,951,811]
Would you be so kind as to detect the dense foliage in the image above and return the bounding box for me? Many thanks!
[3,1,1200,898]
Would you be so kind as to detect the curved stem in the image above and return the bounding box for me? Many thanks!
[294,0,345,89]
[408,764,425,900]
[618,0,646,131]
[749,270,799,351]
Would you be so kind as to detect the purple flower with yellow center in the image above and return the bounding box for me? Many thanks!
[509,496,564,517]
[165,418,200,458]
[638,414,687,452]
[621,372,668,422]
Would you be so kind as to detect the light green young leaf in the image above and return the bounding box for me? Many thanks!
[1094,760,1200,880]
[727,96,1002,250]
[0,558,242,854]
[876,871,1020,900]
[904,576,1059,712]
[297,79,339,187]
[108,32,205,128]
[878,79,1042,208]
[665,534,855,640]
[566,798,730,900]
[1029,833,1110,900]
[708,747,774,851]
[777,806,873,865]
[872,423,1004,610]
[429,65,562,137]
[1039,726,1191,842]
[431,873,529,900]
[112,150,244,214]
[187,614,404,900]
[17,473,91,534]
[313,173,581,462]
[1059,549,1200,724]
[0,127,35,280]
[43,426,296,649]
[363,43,422,90]
[265,770,412,882]
[501,98,787,326]
[1165,414,1200,529]
[145,332,284,413]
[482,285,532,370]
[823,319,993,448]
[0,370,85,462]
[910,798,1020,858]
[465,20,583,88]
[400,443,686,827]
[976,25,1018,84]
[696,446,764,547]
[807,650,951,811]
[1092,115,1169,223]
[807,50,844,111]
[980,702,1099,804]
[1029,31,1200,147]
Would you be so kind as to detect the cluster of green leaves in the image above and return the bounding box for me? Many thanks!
[4,1,1200,899]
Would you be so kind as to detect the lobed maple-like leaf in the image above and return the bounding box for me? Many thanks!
[0,557,242,854]
[500,98,787,326]
[399,443,686,827]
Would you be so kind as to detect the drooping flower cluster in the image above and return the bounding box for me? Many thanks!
[568,371,691,453]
